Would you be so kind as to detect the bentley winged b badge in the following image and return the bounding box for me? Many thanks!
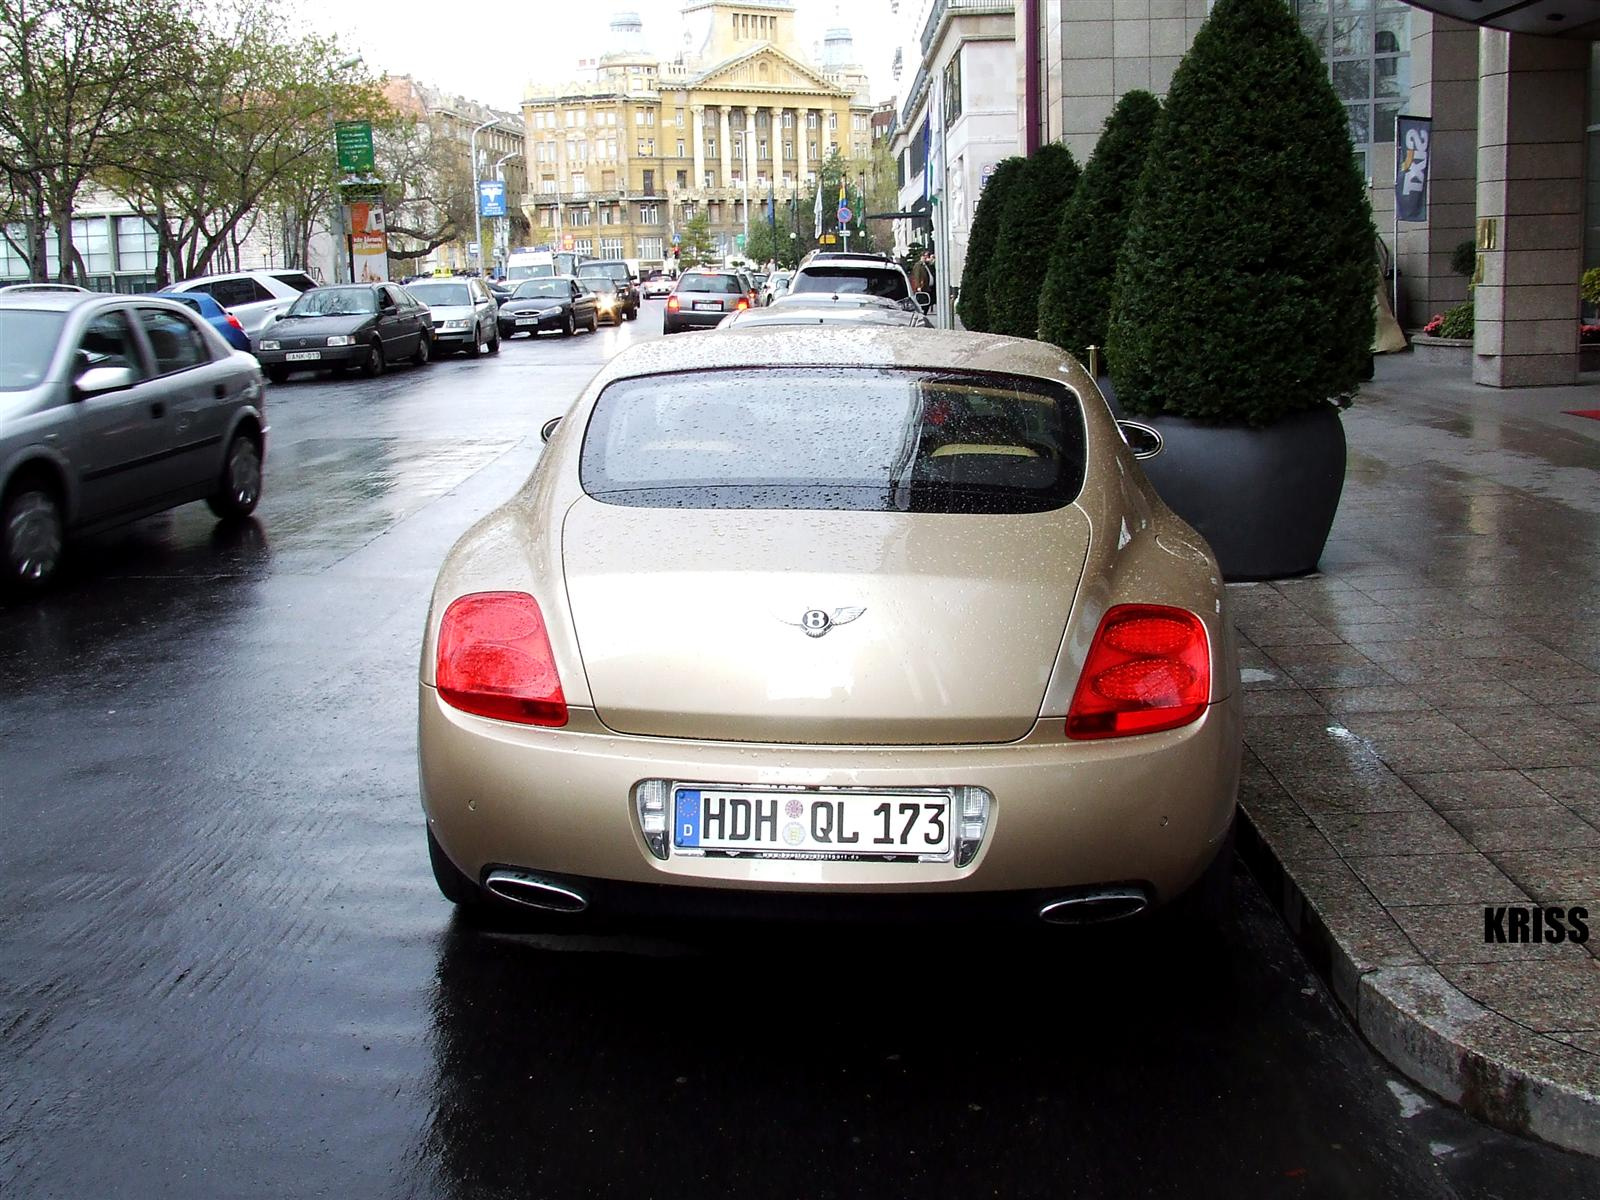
[780,607,867,638]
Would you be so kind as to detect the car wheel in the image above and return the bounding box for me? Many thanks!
[427,826,481,908]
[1,485,64,597]
[563,310,577,337]
[471,326,485,356]
[266,366,290,385]
[586,312,598,333]
[206,431,263,520]
[411,333,431,366]
[624,304,636,321]
[362,341,385,378]
[487,325,500,354]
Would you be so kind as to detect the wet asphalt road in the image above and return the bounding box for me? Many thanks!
[3,304,1597,1199]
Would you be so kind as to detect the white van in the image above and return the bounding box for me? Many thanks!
[505,250,591,282]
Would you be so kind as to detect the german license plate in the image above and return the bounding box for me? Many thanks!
[672,787,952,862]
[692,301,722,311]
[285,351,321,361]
[516,317,539,325]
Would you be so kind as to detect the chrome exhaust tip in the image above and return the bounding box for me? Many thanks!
[1038,887,1150,925]
[483,870,589,914]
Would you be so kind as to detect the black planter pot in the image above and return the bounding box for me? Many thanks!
[1095,379,1346,581]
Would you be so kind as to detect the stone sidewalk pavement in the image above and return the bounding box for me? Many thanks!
[1230,354,1600,1155]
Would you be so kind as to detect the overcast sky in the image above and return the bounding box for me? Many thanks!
[296,0,903,114]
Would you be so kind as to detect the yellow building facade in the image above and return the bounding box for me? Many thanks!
[521,1,873,269]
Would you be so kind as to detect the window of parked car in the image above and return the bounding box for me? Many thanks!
[207,278,275,308]
[406,282,473,306]
[514,280,576,300]
[137,308,211,375]
[674,274,743,294]
[75,310,146,380]
[270,271,318,293]
[580,368,1088,514]
[288,288,377,316]
[790,267,909,301]
[0,310,67,391]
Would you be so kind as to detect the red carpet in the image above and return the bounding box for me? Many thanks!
[1564,410,1600,421]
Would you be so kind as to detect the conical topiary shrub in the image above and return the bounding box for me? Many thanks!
[987,143,1080,339]
[1106,0,1375,425]
[956,156,1024,332]
[1038,90,1162,363]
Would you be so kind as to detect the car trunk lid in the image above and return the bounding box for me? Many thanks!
[561,498,1090,744]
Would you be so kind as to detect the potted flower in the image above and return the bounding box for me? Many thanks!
[1105,0,1376,580]
[1414,301,1475,366]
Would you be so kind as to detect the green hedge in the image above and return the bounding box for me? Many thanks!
[955,156,1025,332]
[986,143,1080,339]
[1106,0,1376,426]
[1038,90,1162,362]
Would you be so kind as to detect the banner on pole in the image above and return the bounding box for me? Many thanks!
[477,180,507,218]
[1394,115,1432,223]
[348,201,389,283]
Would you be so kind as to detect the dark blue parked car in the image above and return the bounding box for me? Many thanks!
[151,291,252,353]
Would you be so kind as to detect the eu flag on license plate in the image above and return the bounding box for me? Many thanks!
[674,790,701,847]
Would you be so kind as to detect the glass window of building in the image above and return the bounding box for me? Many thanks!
[575,238,593,255]
[640,237,664,259]
[116,216,159,273]
[943,52,963,126]
[1295,0,1411,179]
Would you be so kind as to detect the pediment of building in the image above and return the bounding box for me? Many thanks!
[689,46,848,96]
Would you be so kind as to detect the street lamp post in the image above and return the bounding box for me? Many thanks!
[469,117,499,275]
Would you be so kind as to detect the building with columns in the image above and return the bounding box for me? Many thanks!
[1005,0,1597,386]
[522,2,875,269]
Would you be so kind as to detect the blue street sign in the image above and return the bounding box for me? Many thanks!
[837,205,852,223]
[671,232,681,244]
[477,179,507,218]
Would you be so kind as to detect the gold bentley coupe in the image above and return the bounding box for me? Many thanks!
[418,328,1241,927]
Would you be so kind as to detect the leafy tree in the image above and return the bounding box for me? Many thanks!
[0,0,196,281]
[1038,90,1161,361]
[379,113,477,266]
[106,0,387,284]
[955,155,1023,332]
[1107,0,1376,424]
[986,143,1079,339]
[678,212,715,268]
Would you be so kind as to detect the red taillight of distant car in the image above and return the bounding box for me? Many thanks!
[225,313,245,332]
[735,298,749,311]
[1066,605,1211,739]
[436,592,568,727]
[666,296,680,312]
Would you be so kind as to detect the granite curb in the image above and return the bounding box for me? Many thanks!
[1237,809,1600,1156]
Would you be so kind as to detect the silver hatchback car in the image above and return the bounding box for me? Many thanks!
[0,292,267,595]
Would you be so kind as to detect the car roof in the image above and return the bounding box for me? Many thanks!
[798,257,902,270]
[725,307,922,328]
[0,290,113,312]
[594,326,1080,386]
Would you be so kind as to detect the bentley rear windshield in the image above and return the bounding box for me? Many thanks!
[579,368,1087,514]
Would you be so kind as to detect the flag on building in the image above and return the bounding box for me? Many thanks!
[813,178,823,236]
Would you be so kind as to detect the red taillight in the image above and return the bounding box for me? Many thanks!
[435,592,567,726]
[225,312,245,332]
[667,295,680,312]
[1066,605,1210,740]
[735,297,749,310]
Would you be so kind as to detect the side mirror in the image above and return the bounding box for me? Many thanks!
[1117,420,1164,461]
[75,365,137,396]
[540,417,561,443]
[914,290,932,313]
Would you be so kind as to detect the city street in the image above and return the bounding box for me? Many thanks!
[2,303,1596,1200]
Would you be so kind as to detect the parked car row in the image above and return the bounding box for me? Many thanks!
[664,254,935,335]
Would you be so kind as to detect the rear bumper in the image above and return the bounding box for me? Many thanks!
[420,685,1242,908]
[663,308,728,332]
